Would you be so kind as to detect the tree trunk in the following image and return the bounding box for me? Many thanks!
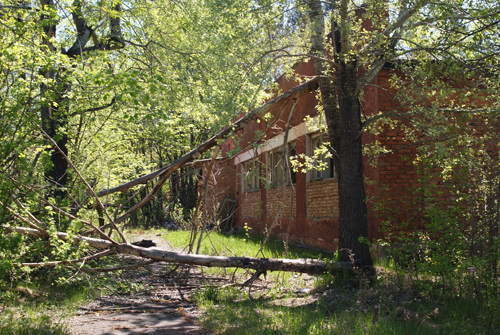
[41,89,70,199]
[306,0,340,169]
[306,0,373,272]
[4,225,351,275]
[40,0,69,199]
[337,62,373,272]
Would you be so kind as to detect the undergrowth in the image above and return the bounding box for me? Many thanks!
[193,271,497,335]
[157,229,497,334]
[1,228,496,334]
[0,253,146,334]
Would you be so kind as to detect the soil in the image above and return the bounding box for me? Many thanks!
[65,231,320,335]
[66,232,214,335]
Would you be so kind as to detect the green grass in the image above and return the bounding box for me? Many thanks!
[193,278,496,335]
[148,229,496,335]
[0,311,69,335]
[0,256,144,334]
[0,280,89,335]
[163,229,327,259]
[2,229,495,335]
[159,229,331,281]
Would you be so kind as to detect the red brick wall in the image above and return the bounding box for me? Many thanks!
[265,186,296,218]
[201,65,434,251]
[240,191,262,219]
[306,179,339,219]
[373,68,420,231]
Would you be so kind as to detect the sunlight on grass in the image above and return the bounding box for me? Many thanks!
[193,282,494,335]
[159,229,331,280]
[0,266,136,335]
[0,312,68,335]
[0,281,90,335]
[124,228,497,334]
[163,229,326,260]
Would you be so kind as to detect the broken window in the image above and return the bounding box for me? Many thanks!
[241,159,260,192]
[268,142,296,187]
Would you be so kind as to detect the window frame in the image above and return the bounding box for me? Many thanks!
[267,142,296,188]
[241,158,260,193]
[307,132,336,182]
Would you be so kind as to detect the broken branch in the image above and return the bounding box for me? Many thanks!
[4,225,349,275]
[97,76,320,198]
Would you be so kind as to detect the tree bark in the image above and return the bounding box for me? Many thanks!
[306,0,341,169]
[337,62,373,271]
[40,0,69,198]
[306,0,374,272]
[3,225,351,275]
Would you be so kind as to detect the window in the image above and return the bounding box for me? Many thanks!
[268,142,296,187]
[268,150,285,187]
[309,133,335,180]
[241,159,260,192]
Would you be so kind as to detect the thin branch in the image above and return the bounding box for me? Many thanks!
[98,77,320,197]
[80,259,158,273]
[40,198,115,240]
[282,98,299,257]
[241,269,266,290]
[191,146,222,254]
[39,130,125,244]
[1,204,48,237]
[19,249,114,267]
[358,0,429,58]
[361,110,409,129]
[0,5,32,9]
[12,197,47,229]
[70,96,116,117]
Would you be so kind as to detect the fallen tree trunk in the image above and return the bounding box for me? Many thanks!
[3,225,349,275]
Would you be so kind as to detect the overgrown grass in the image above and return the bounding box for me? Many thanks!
[163,229,328,259]
[148,229,496,334]
[193,275,496,335]
[0,280,89,335]
[0,256,145,334]
[3,229,495,334]
[0,311,69,335]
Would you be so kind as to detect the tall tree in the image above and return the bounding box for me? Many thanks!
[39,0,125,198]
[299,0,499,271]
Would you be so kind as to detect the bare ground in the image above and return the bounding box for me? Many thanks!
[65,231,320,335]
[66,233,214,335]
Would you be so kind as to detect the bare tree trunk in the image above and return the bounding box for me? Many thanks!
[306,0,373,273]
[337,62,373,272]
[4,225,351,275]
[306,0,341,169]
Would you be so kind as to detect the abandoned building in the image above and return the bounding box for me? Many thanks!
[190,59,426,251]
[191,54,496,252]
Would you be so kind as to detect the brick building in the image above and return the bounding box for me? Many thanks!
[198,60,421,251]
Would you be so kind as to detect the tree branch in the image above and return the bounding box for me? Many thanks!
[70,96,116,117]
[358,0,429,59]
[20,249,114,267]
[4,225,350,275]
[40,129,126,244]
[98,77,320,197]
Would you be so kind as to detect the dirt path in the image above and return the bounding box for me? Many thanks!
[67,233,212,335]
